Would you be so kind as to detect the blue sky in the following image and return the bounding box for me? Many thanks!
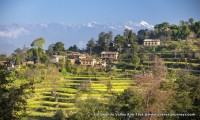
[0,0,200,25]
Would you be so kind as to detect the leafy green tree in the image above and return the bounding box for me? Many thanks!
[31,38,46,49]
[188,18,194,25]
[165,74,200,120]
[69,98,114,120]
[96,31,113,53]
[13,46,29,63]
[0,66,33,120]
[137,29,150,44]
[15,55,21,65]
[65,58,73,73]
[193,21,200,38]
[128,30,137,45]
[154,22,172,42]
[54,42,65,53]
[179,25,191,40]
[110,87,144,119]
[30,38,46,63]
[171,24,180,41]
[132,52,140,70]
[86,38,95,55]
[114,34,125,53]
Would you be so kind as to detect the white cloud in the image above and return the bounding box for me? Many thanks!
[0,27,30,38]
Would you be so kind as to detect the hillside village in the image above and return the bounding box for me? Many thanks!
[1,18,200,120]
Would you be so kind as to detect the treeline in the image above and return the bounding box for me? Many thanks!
[138,18,200,43]
[86,18,200,54]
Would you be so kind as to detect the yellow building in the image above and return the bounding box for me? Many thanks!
[100,51,118,61]
[80,58,96,66]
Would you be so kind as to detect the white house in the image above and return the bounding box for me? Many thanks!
[144,39,160,46]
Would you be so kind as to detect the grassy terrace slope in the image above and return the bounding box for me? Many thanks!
[26,74,134,118]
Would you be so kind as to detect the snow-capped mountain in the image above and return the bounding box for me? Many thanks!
[0,21,154,54]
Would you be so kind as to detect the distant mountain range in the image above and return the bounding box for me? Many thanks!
[0,20,154,54]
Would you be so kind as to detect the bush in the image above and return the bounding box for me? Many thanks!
[53,110,66,120]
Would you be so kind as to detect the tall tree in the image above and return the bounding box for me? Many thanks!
[31,38,46,49]
[137,29,150,44]
[96,31,113,53]
[151,56,167,79]
[114,34,125,53]
[132,51,140,70]
[31,38,46,63]
[86,38,95,55]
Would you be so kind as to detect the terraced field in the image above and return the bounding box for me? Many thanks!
[26,75,134,119]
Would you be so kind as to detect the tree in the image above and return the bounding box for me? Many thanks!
[107,81,112,93]
[47,44,55,55]
[0,65,33,120]
[165,74,200,120]
[132,52,140,70]
[69,98,113,120]
[15,55,20,65]
[151,56,167,79]
[114,34,125,53]
[86,38,95,55]
[96,31,113,53]
[53,110,65,120]
[54,42,65,52]
[179,25,191,40]
[110,87,144,119]
[128,30,137,45]
[30,38,46,63]
[137,29,150,44]
[13,46,29,63]
[31,38,46,49]
[188,18,194,25]
[154,22,172,42]
[68,45,79,52]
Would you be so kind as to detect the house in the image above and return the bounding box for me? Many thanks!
[66,52,86,63]
[143,39,160,46]
[80,58,96,66]
[50,55,65,63]
[66,52,86,59]
[100,51,119,61]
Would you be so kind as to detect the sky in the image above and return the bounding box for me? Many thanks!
[0,0,200,25]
